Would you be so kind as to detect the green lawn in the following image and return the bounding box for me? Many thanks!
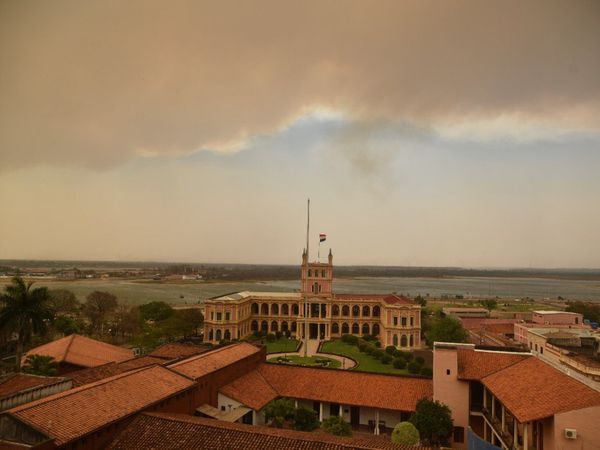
[268,355,341,369]
[265,338,300,354]
[320,340,409,375]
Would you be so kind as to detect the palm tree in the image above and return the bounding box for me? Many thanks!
[0,277,54,372]
[22,354,58,376]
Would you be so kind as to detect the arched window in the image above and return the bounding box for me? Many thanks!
[261,304,269,315]
[251,320,258,332]
[342,323,349,334]
[281,304,289,315]
[372,306,381,317]
[362,305,370,316]
[271,321,278,332]
[362,323,370,335]
[332,323,339,334]
[332,305,340,316]
[261,321,268,332]
[291,321,297,332]
[224,330,231,341]
[271,304,279,315]
[281,321,288,331]
[342,305,350,316]
[409,335,414,347]
[216,329,222,341]
[401,335,407,347]
[393,334,398,346]
[372,323,380,336]
[208,330,214,341]
[308,269,312,277]
[352,305,360,317]
[292,304,299,315]
[352,323,360,334]
[251,303,259,314]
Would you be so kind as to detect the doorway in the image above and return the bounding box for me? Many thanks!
[350,406,360,429]
[309,323,319,339]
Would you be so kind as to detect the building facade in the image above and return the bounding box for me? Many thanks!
[203,250,422,348]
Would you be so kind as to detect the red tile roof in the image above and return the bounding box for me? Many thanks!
[149,343,211,360]
[220,369,278,410]
[168,342,261,380]
[482,357,600,423]
[457,348,529,380]
[118,355,167,370]
[459,318,518,334]
[6,365,195,445]
[334,294,414,305]
[24,334,134,368]
[68,362,125,387]
[221,364,432,412]
[107,413,429,450]
[0,374,68,399]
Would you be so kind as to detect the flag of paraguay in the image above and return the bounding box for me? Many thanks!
[319,233,326,242]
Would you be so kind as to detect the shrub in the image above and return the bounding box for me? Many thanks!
[342,334,359,345]
[358,342,369,352]
[264,398,296,428]
[393,358,406,369]
[266,333,276,342]
[374,340,382,348]
[415,356,425,365]
[275,331,283,340]
[381,354,393,364]
[393,349,403,358]
[365,345,376,355]
[322,416,352,436]
[385,345,396,355]
[362,334,375,342]
[403,352,414,362]
[391,421,419,445]
[420,367,433,377]
[372,349,384,359]
[410,399,453,445]
[341,334,352,343]
[407,361,421,374]
[293,407,320,432]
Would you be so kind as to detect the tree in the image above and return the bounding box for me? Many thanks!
[173,308,203,337]
[293,407,320,431]
[481,299,498,312]
[414,295,427,307]
[391,422,419,445]
[410,399,453,446]
[0,277,54,371]
[83,291,118,335]
[22,354,58,376]
[322,416,352,436]
[264,398,296,427]
[48,289,80,314]
[53,315,84,336]
[426,316,468,346]
[139,301,174,322]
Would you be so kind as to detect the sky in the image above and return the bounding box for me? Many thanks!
[1,0,599,267]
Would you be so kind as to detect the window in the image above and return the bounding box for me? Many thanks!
[446,369,451,375]
[308,269,312,277]
[540,347,544,354]
[321,270,325,277]
[453,426,465,443]
[217,312,222,321]
[393,316,398,326]
[410,317,414,326]
[401,317,407,327]
[225,312,230,321]
[210,312,214,320]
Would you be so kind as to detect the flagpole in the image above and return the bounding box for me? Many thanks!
[304,198,309,357]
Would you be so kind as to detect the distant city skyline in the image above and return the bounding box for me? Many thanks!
[1,1,599,268]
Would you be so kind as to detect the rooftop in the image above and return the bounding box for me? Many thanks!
[334,294,414,305]
[457,348,530,381]
[6,365,195,445]
[168,342,262,380]
[24,334,134,368]
[149,342,211,360]
[482,356,600,422]
[209,291,301,301]
[0,374,68,399]
[107,413,428,450]
[221,363,432,412]
[533,310,580,315]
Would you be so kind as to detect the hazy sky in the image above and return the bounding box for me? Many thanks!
[1,0,599,267]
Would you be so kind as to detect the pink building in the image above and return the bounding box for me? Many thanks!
[531,311,583,326]
[433,343,600,449]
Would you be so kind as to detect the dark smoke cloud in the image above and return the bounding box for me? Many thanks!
[1,0,599,170]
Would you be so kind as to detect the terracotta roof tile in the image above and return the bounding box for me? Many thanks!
[68,362,126,387]
[0,374,68,399]
[168,342,261,379]
[25,334,134,368]
[220,369,278,410]
[249,364,432,412]
[118,355,167,371]
[107,413,429,450]
[457,348,529,380]
[482,357,600,422]
[6,365,195,445]
[149,343,211,360]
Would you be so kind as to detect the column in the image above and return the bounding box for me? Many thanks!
[483,421,487,441]
[501,405,505,431]
[295,400,298,408]
[339,405,343,420]
[374,410,380,435]
[483,387,488,409]
[491,394,495,419]
[513,420,518,449]
[319,402,324,421]
[523,422,529,450]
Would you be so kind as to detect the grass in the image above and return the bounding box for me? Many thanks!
[268,355,341,369]
[320,340,409,375]
[265,338,300,354]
